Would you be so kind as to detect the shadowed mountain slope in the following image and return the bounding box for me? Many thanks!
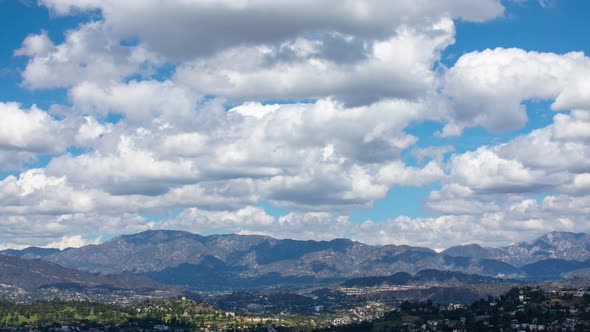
[0,254,162,290]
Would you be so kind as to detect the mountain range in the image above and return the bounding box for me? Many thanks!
[2,230,523,288]
[3,230,590,290]
[442,231,590,266]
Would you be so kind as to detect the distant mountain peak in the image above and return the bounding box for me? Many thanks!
[500,231,590,266]
[543,230,588,240]
[123,229,199,238]
[448,243,484,250]
[441,243,502,260]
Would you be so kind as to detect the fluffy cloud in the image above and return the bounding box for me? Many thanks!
[0,169,117,215]
[498,115,590,177]
[17,22,161,89]
[0,102,67,153]
[40,0,503,59]
[13,30,54,57]
[442,48,590,135]
[0,212,148,249]
[47,136,200,196]
[69,80,198,125]
[0,89,447,248]
[0,102,85,168]
[378,161,445,186]
[447,148,563,194]
[175,18,455,105]
[427,111,590,226]
[29,1,503,106]
[45,235,101,250]
[47,97,436,209]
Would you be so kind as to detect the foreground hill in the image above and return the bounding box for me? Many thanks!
[0,254,162,290]
[341,269,514,288]
[442,231,590,266]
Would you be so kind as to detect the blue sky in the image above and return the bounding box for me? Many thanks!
[1,0,589,249]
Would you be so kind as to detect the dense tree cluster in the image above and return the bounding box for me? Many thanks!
[0,298,224,330]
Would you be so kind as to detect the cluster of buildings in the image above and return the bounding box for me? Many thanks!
[0,285,174,305]
[339,284,428,296]
[509,318,580,331]
[331,301,391,326]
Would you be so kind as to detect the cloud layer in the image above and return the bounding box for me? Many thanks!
[1,0,590,249]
